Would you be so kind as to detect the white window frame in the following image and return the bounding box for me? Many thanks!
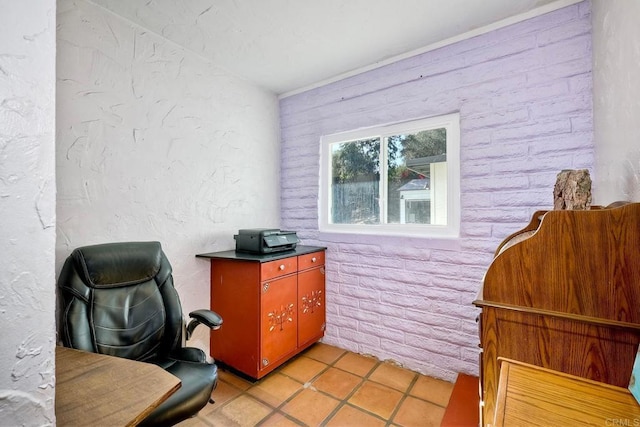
[319,113,460,238]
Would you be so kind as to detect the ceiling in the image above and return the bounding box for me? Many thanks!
[90,0,577,95]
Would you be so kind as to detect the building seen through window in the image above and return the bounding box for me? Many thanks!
[321,113,459,237]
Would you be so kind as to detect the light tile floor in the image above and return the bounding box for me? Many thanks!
[178,343,454,427]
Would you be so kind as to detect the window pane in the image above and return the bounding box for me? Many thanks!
[386,128,447,225]
[330,138,380,224]
[405,200,431,223]
[319,113,459,237]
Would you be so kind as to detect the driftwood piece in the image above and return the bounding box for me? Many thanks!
[553,169,592,210]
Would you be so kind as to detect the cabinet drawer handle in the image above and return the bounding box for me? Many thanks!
[311,257,317,263]
[279,264,285,271]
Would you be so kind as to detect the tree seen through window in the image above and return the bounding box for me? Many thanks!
[331,128,446,225]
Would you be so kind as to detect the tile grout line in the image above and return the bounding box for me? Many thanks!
[265,349,391,426]
[198,345,454,426]
[287,350,367,426]
[202,352,340,426]
[321,355,444,426]
[318,356,384,426]
[385,373,420,427]
[253,352,347,426]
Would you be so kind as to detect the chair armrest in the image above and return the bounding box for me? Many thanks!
[186,309,223,340]
[190,309,223,328]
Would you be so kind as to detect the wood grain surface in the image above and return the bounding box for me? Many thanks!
[55,346,181,426]
[494,358,640,426]
[474,203,640,424]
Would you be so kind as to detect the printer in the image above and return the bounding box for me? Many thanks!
[234,229,299,254]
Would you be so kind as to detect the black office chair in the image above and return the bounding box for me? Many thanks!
[57,241,222,426]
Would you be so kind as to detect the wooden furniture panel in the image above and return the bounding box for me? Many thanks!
[261,257,298,281]
[209,259,261,376]
[260,275,298,369]
[199,245,326,379]
[297,266,326,348]
[483,206,640,319]
[55,346,181,427]
[298,251,324,271]
[474,203,640,425]
[494,358,640,426]
[441,373,480,427]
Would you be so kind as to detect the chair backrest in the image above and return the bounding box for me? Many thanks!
[58,241,184,362]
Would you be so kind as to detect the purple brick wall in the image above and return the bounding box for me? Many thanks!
[279,2,593,381]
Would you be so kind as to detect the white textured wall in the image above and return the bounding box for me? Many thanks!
[0,0,57,425]
[592,0,640,204]
[56,0,281,353]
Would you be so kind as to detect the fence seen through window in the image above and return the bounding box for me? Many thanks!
[330,128,447,226]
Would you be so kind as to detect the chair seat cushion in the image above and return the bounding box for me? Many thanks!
[170,347,208,364]
[140,359,218,426]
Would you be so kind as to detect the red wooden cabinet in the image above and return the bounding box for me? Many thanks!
[198,246,326,379]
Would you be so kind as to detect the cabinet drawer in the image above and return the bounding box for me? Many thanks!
[298,251,325,271]
[261,257,298,281]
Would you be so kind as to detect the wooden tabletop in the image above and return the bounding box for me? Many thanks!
[55,346,181,426]
[493,358,640,426]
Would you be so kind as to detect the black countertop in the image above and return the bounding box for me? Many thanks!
[196,245,326,263]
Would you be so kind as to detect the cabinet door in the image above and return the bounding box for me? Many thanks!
[260,275,297,371]
[298,266,326,347]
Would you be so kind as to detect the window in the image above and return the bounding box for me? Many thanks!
[319,113,460,237]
